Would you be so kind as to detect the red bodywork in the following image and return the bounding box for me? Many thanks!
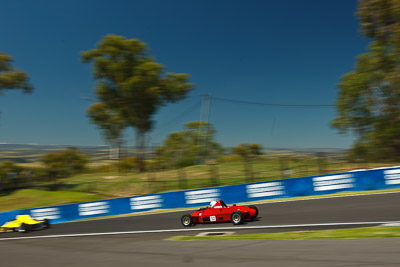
[187,200,258,225]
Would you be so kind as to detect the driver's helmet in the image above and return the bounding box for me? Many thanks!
[210,200,217,208]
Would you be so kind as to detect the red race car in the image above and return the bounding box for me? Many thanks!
[181,200,258,227]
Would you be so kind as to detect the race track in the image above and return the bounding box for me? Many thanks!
[1,192,400,266]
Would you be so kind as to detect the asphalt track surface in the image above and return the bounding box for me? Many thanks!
[1,192,400,266]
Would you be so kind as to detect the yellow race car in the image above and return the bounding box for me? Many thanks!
[0,215,50,233]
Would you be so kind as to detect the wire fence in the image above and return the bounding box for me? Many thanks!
[0,154,390,197]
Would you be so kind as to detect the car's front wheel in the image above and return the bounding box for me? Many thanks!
[231,211,244,225]
[247,205,259,219]
[181,214,193,227]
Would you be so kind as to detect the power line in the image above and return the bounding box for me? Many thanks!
[152,100,201,139]
[212,96,334,108]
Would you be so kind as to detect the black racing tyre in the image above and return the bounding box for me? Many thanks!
[19,223,28,233]
[231,211,244,225]
[43,219,51,229]
[247,205,259,218]
[181,214,193,227]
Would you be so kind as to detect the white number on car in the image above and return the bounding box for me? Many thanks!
[210,216,216,222]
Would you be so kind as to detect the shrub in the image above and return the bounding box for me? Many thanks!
[116,156,138,172]
[173,157,198,169]
[41,148,88,180]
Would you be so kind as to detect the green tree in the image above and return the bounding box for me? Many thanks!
[0,53,33,94]
[155,121,222,168]
[332,0,400,161]
[0,161,24,186]
[232,143,262,161]
[87,102,125,161]
[81,35,193,170]
[116,156,138,172]
[41,148,88,179]
[0,161,24,174]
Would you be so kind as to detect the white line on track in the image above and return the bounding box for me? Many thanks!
[0,221,399,241]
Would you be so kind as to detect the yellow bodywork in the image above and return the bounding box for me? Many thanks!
[0,215,47,233]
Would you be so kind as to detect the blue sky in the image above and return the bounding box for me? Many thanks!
[0,0,367,148]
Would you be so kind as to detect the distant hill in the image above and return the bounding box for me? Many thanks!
[261,147,347,156]
[0,144,111,164]
[0,144,348,165]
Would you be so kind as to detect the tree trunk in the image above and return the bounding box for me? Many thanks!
[135,129,146,172]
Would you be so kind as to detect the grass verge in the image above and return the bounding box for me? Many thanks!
[0,189,103,212]
[167,226,400,241]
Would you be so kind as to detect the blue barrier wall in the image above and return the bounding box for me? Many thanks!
[1,166,400,225]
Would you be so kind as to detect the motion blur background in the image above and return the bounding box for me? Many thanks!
[1,0,399,211]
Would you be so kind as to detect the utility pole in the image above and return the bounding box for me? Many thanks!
[199,93,211,163]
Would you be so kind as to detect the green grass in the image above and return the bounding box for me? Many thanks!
[167,226,400,241]
[0,189,103,212]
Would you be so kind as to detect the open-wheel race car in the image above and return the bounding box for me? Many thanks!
[0,214,51,233]
[181,200,258,227]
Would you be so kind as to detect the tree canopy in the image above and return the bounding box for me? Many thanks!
[232,143,262,161]
[81,35,193,158]
[41,148,88,179]
[0,53,33,94]
[155,121,222,168]
[332,0,400,161]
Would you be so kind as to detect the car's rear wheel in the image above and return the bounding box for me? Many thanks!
[247,205,259,219]
[19,223,28,233]
[231,211,244,225]
[43,219,51,229]
[181,214,193,227]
